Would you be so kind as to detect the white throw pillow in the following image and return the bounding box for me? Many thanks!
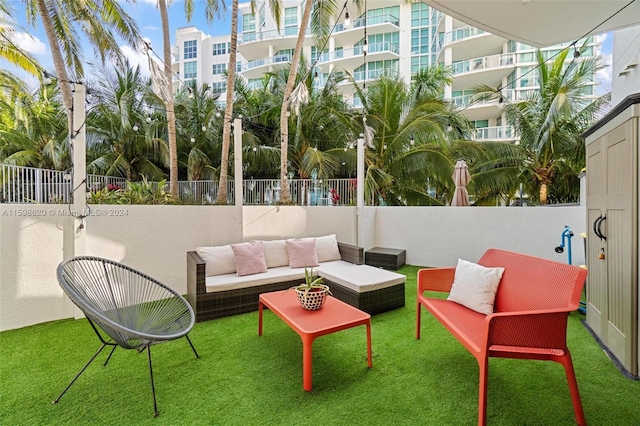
[447,258,505,315]
[314,234,342,263]
[196,245,236,276]
[262,240,289,268]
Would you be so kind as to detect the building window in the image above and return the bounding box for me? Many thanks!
[411,28,429,55]
[236,61,242,72]
[311,46,329,62]
[275,49,293,62]
[213,43,227,56]
[411,3,430,27]
[243,13,256,31]
[285,7,297,36]
[368,6,400,24]
[212,63,227,75]
[184,40,197,60]
[184,61,197,79]
[410,55,430,74]
[211,81,226,93]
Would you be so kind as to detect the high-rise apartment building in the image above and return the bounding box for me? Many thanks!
[171,1,600,142]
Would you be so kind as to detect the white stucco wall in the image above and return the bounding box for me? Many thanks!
[373,206,586,267]
[0,206,72,330]
[612,25,640,107]
[1,204,586,331]
[85,205,241,296]
[242,206,356,244]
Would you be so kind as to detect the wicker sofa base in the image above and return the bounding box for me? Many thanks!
[325,279,405,315]
[191,279,304,322]
[187,242,404,322]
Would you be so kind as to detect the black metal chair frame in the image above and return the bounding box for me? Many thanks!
[53,256,199,416]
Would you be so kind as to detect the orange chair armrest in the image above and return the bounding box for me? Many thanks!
[417,267,456,294]
[485,309,571,349]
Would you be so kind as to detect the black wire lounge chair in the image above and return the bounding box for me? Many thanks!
[53,256,199,416]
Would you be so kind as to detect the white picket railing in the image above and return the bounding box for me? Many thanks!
[1,165,357,206]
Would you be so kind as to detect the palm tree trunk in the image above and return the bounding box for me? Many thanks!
[35,0,74,133]
[539,183,548,205]
[215,0,239,205]
[279,0,313,204]
[159,0,179,198]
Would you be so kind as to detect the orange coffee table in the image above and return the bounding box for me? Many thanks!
[258,290,372,391]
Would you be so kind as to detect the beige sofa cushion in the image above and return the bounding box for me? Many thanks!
[316,261,406,293]
[205,266,305,293]
[314,234,342,263]
[197,245,236,276]
[262,240,289,268]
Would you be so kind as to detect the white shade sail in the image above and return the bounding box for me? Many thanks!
[424,0,640,47]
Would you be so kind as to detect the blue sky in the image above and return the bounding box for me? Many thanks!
[4,1,236,81]
[4,1,613,92]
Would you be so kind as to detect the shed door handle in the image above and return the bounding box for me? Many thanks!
[597,215,607,241]
[593,215,603,240]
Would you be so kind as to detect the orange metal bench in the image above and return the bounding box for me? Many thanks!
[416,249,588,426]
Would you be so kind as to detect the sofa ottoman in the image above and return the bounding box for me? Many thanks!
[316,261,406,315]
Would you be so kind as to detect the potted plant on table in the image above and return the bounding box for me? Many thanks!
[294,267,332,310]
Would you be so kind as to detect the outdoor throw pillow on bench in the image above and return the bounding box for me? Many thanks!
[286,238,319,268]
[231,241,268,276]
[262,240,289,268]
[196,245,237,276]
[447,258,505,315]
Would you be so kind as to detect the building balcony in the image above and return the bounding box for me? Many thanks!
[451,53,516,90]
[331,14,400,47]
[472,126,516,142]
[449,89,515,121]
[438,26,506,62]
[240,54,292,79]
[238,28,313,60]
[316,42,400,74]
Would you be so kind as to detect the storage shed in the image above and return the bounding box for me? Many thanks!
[582,93,639,378]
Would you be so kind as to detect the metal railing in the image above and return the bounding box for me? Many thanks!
[1,165,71,203]
[334,14,400,33]
[440,26,487,49]
[318,42,399,63]
[1,165,357,206]
[243,54,292,71]
[239,28,311,44]
[451,53,515,75]
[472,126,515,141]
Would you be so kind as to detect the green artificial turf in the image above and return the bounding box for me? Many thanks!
[1,265,639,425]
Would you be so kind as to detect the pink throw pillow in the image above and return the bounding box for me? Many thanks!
[231,241,268,276]
[286,239,319,268]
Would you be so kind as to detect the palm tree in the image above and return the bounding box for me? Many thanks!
[173,83,223,182]
[215,0,282,204]
[0,75,68,169]
[356,71,472,205]
[233,75,283,178]
[270,59,355,179]
[86,64,168,181]
[24,0,140,131]
[0,1,40,76]
[477,48,608,204]
[278,0,356,203]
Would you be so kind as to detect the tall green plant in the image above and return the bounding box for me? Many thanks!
[476,48,608,204]
[356,71,472,205]
[86,64,168,181]
[24,0,140,131]
[0,77,68,169]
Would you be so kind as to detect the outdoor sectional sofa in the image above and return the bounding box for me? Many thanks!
[187,235,406,322]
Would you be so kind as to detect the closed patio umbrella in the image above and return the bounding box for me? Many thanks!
[451,159,471,206]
